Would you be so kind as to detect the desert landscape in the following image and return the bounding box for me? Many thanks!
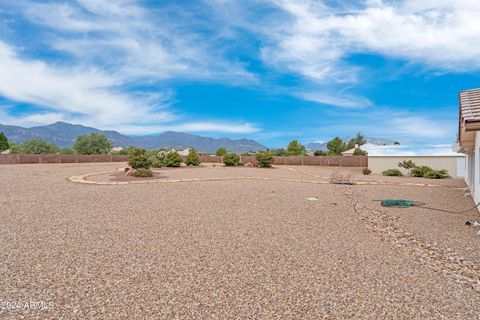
[1,163,479,319]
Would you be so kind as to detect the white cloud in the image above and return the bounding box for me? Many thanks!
[391,117,449,138]
[0,41,173,126]
[19,0,255,83]
[0,0,258,135]
[296,91,371,108]
[261,0,480,82]
[0,41,259,135]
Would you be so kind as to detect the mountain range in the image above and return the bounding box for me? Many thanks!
[0,122,267,153]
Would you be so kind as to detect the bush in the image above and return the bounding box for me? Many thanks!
[185,149,201,166]
[149,155,164,168]
[423,169,449,179]
[314,150,326,156]
[398,160,416,170]
[255,151,274,167]
[21,139,58,154]
[223,153,240,166]
[73,133,112,155]
[128,148,152,169]
[133,168,153,177]
[164,151,182,167]
[362,168,372,175]
[383,169,403,176]
[216,147,227,156]
[410,166,432,177]
[410,165,449,179]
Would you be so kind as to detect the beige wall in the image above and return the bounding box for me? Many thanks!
[368,156,465,177]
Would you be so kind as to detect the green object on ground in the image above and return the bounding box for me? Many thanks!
[380,199,418,208]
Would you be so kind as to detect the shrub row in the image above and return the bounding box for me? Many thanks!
[382,161,449,179]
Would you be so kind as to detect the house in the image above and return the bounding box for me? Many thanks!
[111,146,124,152]
[172,148,191,156]
[346,143,465,177]
[458,88,480,204]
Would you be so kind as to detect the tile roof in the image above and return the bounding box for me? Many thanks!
[460,88,480,123]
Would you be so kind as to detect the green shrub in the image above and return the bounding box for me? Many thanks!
[409,165,449,179]
[255,151,274,167]
[216,147,227,156]
[149,155,164,168]
[133,168,153,177]
[164,151,182,167]
[223,153,240,166]
[410,166,432,177]
[398,160,416,170]
[362,168,372,175]
[383,169,403,176]
[185,149,201,166]
[314,150,326,156]
[128,148,152,169]
[423,169,449,179]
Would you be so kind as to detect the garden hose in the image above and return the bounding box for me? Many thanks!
[374,199,480,213]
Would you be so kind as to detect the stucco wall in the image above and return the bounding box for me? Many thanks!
[368,155,465,177]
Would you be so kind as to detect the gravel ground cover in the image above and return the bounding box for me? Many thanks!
[1,163,479,319]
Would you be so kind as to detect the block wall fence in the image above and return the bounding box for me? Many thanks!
[0,154,367,167]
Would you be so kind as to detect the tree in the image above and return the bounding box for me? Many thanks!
[185,149,201,166]
[287,140,306,156]
[22,139,58,154]
[314,150,326,156]
[0,132,8,152]
[326,137,347,155]
[8,143,20,154]
[351,132,367,146]
[73,133,112,155]
[353,148,367,156]
[216,147,227,156]
[270,148,287,156]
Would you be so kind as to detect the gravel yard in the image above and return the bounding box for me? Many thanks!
[1,163,479,319]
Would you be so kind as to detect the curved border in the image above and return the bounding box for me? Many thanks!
[68,168,462,189]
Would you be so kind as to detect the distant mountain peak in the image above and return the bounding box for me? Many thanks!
[0,122,266,153]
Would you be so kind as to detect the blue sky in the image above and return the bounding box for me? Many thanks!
[0,0,479,147]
